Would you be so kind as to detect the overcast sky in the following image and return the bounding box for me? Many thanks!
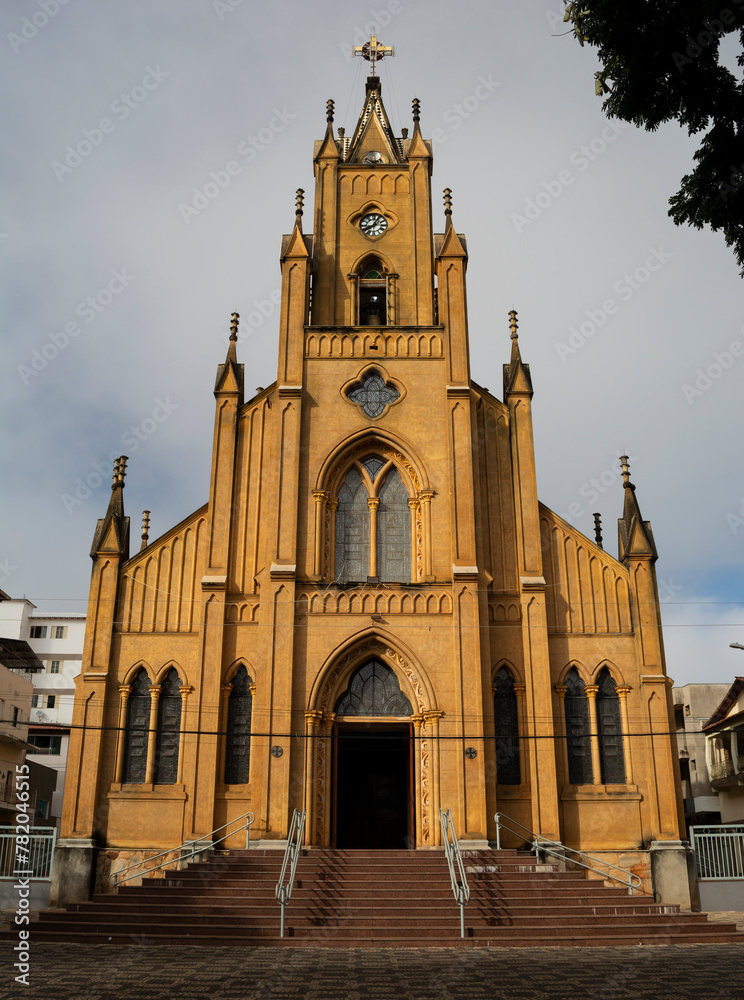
[2,0,743,686]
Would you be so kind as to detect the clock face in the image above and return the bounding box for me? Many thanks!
[363,151,384,164]
[360,213,387,237]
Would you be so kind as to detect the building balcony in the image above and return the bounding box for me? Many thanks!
[710,758,739,788]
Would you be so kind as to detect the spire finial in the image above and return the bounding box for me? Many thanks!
[140,510,151,551]
[112,455,128,489]
[620,455,632,486]
[508,309,519,340]
[352,34,395,77]
[412,97,420,123]
[443,187,453,218]
[593,512,603,549]
[326,99,334,124]
[229,312,239,343]
[295,188,304,223]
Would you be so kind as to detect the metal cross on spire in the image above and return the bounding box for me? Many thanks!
[352,34,395,76]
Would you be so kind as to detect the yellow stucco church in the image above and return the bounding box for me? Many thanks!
[53,42,688,906]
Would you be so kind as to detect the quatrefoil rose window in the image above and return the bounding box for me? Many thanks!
[342,367,405,419]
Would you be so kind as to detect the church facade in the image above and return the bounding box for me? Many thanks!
[54,58,687,904]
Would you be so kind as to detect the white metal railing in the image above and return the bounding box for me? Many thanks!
[439,808,470,938]
[275,809,305,938]
[690,825,744,880]
[494,812,641,894]
[0,825,56,881]
[109,812,254,892]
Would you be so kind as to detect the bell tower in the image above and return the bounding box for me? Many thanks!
[310,41,436,328]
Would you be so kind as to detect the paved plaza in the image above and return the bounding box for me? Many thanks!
[1,942,743,999]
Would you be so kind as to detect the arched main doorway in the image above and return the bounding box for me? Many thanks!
[332,659,414,849]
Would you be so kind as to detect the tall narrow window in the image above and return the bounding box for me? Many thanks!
[565,668,593,785]
[596,668,626,784]
[123,669,151,784]
[154,669,181,784]
[494,667,520,785]
[225,666,253,785]
[336,466,370,582]
[377,468,410,583]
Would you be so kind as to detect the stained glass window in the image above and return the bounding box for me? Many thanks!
[565,668,593,785]
[347,371,400,418]
[225,665,253,785]
[336,466,370,582]
[334,659,413,716]
[597,668,626,784]
[123,669,151,784]
[494,667,520,785]
[362,456,385,481]
[377,468,410,583]
[154,669,182,784]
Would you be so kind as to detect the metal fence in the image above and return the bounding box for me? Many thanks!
[0,825,57,881]
[690,824,744,881]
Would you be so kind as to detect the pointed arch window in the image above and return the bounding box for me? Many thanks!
[335,458,411,584]
[596,668,626,784]
[123,669,151,784]
[494,667,520,785]
[565,668,593,785]
[154,669,182,785]
[334,659,413,716]
[225,666,253,785]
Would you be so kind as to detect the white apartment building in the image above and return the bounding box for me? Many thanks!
[0,593,85,826]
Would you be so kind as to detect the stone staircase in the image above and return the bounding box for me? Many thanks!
[27,849,744,947]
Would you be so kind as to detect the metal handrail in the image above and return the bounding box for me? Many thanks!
[109,811,255,893]
[494,812,641,894]
[439,808,470,938]
[275,808,306,938]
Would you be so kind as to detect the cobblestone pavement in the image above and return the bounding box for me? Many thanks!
[1,942,743,999]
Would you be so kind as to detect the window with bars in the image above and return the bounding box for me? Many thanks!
[225,666,253,785]
[564,668,593,785]
[493,667,520,785]
[596,668,626,784]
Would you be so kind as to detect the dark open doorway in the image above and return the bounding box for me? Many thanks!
[334,724,413,849]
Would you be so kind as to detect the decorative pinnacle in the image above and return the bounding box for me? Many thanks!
[619,455,632,485]
[337,126,345,138]
[112,455,128,489]
[326,99,334,124]
[508,309,519,339]
[412,98,420,123]
[443,188,453,217]
[141,510,151,551]
[401,127,408,139]
[295,188,304,220]
[593,512,603,549]
[229,312,239,342]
